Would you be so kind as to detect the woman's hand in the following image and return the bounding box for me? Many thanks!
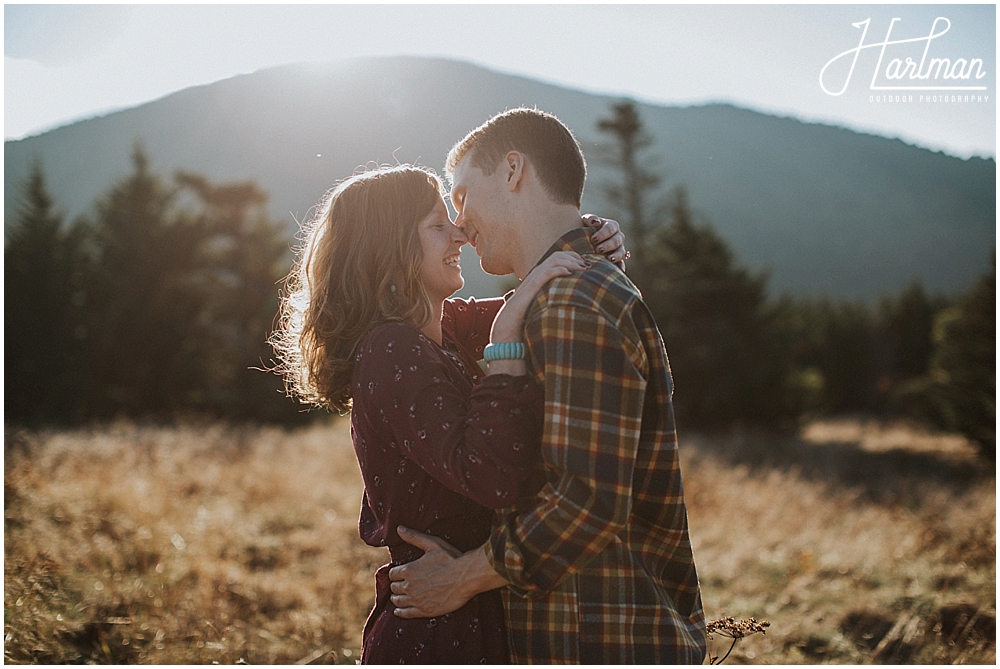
[487,251,587,375]
[493,251,587,342]
[584,214,628,269]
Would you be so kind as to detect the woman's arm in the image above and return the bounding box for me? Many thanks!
[442,297,505,362]
[354,323,543,509]
[486,251,587,377]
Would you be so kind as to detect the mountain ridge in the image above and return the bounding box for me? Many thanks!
[5,55,995,300]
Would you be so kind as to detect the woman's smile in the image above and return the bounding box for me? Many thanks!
[419,198,468,301]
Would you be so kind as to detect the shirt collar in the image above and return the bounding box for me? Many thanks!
[533,226,595,269]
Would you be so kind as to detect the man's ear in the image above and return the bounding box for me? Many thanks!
[503,151,525,193]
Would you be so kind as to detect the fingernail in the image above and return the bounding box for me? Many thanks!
[596,245,605,252]
[398,526,409,534]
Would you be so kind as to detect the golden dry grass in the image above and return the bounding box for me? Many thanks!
[4,419,383,664]
[4,417,995,664]
[687,418,995,664]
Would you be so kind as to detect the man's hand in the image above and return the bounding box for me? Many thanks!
[388,526,508,618]
[388,527,471,618]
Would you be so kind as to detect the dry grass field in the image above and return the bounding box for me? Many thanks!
[4,417,995,664]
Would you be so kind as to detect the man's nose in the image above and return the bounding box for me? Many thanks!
[456,214,475,238]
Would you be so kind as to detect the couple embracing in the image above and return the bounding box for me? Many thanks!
[273,108,706,664]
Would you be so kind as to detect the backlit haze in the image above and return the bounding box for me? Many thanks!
[4,4,996,159]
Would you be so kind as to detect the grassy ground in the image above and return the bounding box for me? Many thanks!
[686,418,994,663]
[4,417,994,664]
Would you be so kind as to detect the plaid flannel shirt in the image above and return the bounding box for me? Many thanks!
[487,228,706,664]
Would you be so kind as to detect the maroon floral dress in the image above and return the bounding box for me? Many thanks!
[350,297,543,664]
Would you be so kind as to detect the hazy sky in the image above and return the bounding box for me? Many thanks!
[4,3,996,159]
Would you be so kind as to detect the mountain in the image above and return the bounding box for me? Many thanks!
[5,56,995,300]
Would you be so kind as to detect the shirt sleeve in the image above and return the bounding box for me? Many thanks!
[486,302,648,593]
[443,297,505,361]
[354,323,543,509]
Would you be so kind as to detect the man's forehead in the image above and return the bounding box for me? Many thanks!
[451,154,475,184]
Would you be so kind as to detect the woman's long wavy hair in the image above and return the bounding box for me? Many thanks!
[271,165,443,413]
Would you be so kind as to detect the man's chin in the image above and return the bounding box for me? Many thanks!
[479,258,508,276]
[475,247,512,276]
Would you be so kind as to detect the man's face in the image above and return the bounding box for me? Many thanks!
[450,154,514,276]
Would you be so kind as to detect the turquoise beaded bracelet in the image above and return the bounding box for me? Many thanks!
[483,342,525,362]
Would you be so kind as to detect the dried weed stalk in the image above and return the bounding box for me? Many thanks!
[706,616,771,664]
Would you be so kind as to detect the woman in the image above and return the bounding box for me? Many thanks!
[272,165,624,663]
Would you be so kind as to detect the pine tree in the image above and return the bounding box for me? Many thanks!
[643,187,796,427]
[778,296,879,413]
[877,281,946,388]
[83,144,211,418]
[596,101,664,288]
[933,264,995,457]
[595,103,799,428]
[175,171,297,421]
[904,263,996,458]
[5,163,88,424]
[8,148,304,424]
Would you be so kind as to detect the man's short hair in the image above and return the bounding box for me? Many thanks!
[446,107,586,208]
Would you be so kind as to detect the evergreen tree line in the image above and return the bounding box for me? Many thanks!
[597,102,995,458]
[5,145,306,426]
[5,129,994,459]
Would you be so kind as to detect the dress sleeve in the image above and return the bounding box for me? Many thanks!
[486,303,649,594]
[443,297,505,361]
[354,323,543,509]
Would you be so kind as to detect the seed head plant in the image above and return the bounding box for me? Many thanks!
[706,616,771,664]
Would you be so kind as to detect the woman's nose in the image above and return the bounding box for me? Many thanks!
[452,224,469,244]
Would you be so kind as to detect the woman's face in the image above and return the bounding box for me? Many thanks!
[417,196,468,303]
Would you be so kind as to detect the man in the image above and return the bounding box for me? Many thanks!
[388,108,706,663]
